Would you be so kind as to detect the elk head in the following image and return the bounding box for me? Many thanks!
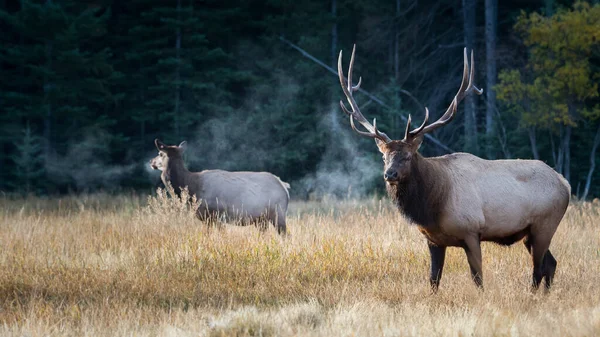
[338,45,482,185]
[149,139,187,171]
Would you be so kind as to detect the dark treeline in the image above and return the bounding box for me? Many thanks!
[1,0,600,199]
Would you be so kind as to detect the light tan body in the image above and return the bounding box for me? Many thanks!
[183,169,290,227]
[424,153,570,246]
[150,140,290,234]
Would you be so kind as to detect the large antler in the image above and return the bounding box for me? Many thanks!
[403,48,483,142]
[339,45,392,143]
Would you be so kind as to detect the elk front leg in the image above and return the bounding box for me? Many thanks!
[428,242,446,292]
[463,235,483,289]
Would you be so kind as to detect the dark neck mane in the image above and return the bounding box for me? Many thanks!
[386,154,449,227]
[162,156,190,195]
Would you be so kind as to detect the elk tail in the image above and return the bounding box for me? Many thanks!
[558,174,571,202]
[276,177,291,200]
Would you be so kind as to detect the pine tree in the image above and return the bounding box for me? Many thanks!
[11,123,44,193]
[118,0,239,145]
[0,0,120,191]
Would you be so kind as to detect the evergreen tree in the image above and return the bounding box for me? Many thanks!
[11,123,44,193]
[0,0,120,191]
[118,0,240,144]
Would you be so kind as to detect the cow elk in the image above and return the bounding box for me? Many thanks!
[338,45,570,291]
[150,140,290,234]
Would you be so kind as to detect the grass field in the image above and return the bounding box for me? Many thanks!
[1,191,599,336]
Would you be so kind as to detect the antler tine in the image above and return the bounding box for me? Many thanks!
[339,100,352,116]
[407,48,482,137]
[458,48,470,98]
[353,77,362,91]
[467,50,484,96]
[455,49,484,105]
[338,45,392,143]
[347,115,387,140]
[349,116,376,138]
[410,107,429,135]
[373,118,387,139]
[347,44,355,92]
[440,48,471,120]
[402,107,430,142]
[403,114,413,140]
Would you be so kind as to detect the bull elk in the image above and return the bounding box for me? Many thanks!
[150,139,290,234]
[338,46,570,291]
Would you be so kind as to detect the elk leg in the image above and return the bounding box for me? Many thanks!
[531,259,544,290]
[463,235,483,289]
[276,215,286,236]
[256,217,269,232]
[542,250,557,290]
[526,234,551,290]
[428,242,446,292]
[274,207,287,236]
[523,236,532,253]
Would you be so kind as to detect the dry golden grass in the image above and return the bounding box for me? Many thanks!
[1,191,599,336]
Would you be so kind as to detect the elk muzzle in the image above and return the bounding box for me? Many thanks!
[384,169,399,183]
[149,158,159,170]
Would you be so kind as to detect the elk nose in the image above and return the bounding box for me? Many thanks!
[384,170,398,181]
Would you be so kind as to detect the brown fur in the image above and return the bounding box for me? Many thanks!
[386,152,449,229]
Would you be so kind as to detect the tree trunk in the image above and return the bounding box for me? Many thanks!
[528,127,539,160]
[462,0,478,153]
[174,0,182,138]
[582,124,600,200]
[550,131,557,167]
[563,125,571,183]
[485,0,497,159]
[555,127,564,174]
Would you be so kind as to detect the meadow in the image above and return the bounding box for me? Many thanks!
[1,191,599,337]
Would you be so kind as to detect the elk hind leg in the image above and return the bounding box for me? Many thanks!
[526,234,551,290]
[276,211,287,236]
[270,205,286,236]
[542,250,557,290]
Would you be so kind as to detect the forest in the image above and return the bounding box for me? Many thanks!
[1,0,600,199]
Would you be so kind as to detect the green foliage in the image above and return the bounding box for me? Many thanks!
[496,69,569,128]
[498,2,600,130]
[496,1,600,195]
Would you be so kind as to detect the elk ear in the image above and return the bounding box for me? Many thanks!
[178,141,187,152]
[410,134,424,152]
[155,138,167,151]
[375,138,386,153]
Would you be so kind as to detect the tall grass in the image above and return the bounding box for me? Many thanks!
[0,192,599,336]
